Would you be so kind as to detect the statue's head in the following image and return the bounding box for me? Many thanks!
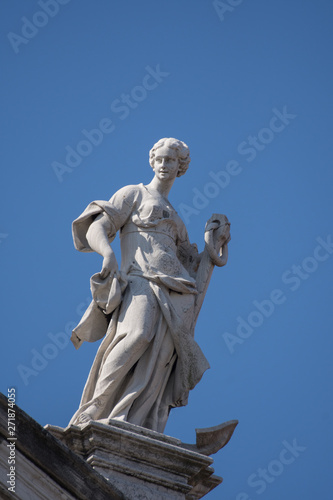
[149,138,190,177]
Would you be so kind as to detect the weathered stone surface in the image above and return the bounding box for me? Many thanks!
[0,393,124,500]
[195,420,239,455]
[46,419,223,499]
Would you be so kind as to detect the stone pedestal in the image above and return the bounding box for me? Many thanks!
[46,419,223,499]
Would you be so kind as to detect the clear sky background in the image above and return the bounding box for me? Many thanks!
[1,1,332,499]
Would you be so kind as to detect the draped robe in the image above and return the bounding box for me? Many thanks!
[69,184,210,432]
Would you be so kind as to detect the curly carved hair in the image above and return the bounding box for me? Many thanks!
[149,138,191,177]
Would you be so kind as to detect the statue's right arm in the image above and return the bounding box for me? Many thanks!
[81,185,139,278]
[86,213,118,279]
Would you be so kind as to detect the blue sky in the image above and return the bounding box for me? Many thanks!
[1,1,332,498]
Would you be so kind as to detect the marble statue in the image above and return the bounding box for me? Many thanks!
[69,138,231,433]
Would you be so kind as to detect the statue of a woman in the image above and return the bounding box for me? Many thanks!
[69,138,230,433]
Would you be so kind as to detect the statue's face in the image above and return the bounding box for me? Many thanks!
[153,145,179,181]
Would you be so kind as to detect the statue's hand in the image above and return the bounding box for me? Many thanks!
[100,251,118,279]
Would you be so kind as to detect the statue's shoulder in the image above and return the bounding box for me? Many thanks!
[110,183,144,204]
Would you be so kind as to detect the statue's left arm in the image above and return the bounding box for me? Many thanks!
[194,214,231,323]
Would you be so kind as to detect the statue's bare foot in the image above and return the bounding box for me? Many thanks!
[77,402,101,424]
[78,412,92,424]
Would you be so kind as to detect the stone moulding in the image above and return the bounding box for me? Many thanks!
[45,418,229,499]
[0,392,124,500]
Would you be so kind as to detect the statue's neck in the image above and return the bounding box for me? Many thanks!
[146,177,174,199]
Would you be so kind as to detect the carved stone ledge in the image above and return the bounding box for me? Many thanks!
[0,393,124,500]
[46,419,224,499]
